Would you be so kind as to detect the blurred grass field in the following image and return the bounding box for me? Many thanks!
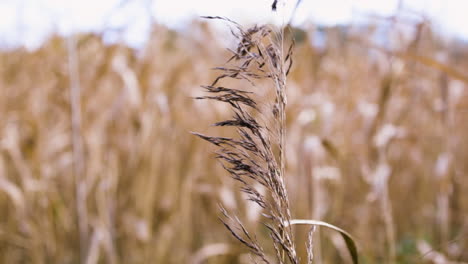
[0,18,467,263]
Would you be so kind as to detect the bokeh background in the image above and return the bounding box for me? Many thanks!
[0,0,467,263]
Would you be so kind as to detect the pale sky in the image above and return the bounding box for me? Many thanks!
[0,0,467,50]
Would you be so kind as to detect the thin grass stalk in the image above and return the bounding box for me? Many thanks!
[67,35,88,261]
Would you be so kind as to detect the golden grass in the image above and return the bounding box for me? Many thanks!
[0,20,467,263]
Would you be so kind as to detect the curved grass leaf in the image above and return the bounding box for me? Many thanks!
[288,219,359,264]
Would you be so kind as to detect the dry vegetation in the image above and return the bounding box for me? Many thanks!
[0,16,467,264]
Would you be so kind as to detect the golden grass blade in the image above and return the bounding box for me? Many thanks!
[403,53,468,84]
[355,37,468,84]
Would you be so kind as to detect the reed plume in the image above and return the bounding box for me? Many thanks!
[192,16,297,263]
